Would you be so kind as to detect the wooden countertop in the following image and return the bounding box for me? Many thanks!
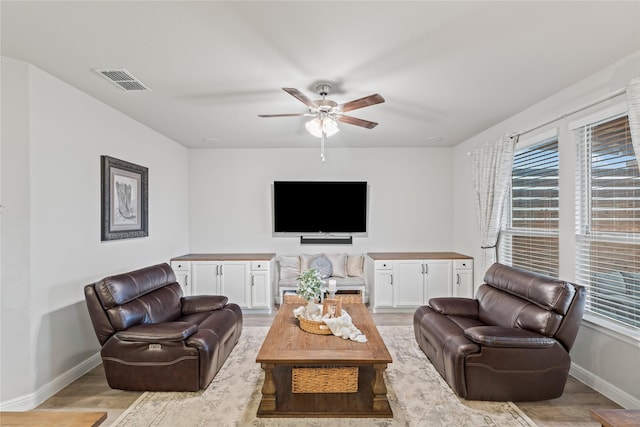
[367,252,473,260]
[171,253,276,261]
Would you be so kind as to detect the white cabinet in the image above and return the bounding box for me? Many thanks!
[384,259,452,308]
[170,254,275,313]
[192,261,250,306]
[250,261,270,310]
[453,259,474,298]
[392,259,426,307]
[373,261,394,308]
[170,260,191,296]
[369,253,473,312]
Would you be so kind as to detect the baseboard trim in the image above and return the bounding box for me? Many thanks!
[0,352,102,411]
[570,362,640,409]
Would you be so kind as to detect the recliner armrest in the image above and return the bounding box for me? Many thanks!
[115,321,198,342]
[429,297,479,318]
[181,295,229,314]
[464,325,556,348]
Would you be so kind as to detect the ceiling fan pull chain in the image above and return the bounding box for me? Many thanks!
[320,131,326,162]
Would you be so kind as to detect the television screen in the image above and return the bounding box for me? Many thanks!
[273,181,367,233]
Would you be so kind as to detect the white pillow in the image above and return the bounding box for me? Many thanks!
[300,253,320,271]
[325,253,347,278]
[346,254,364,277]
[279,255,301,280]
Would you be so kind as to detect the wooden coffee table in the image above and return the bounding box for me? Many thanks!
[255,303,393,418]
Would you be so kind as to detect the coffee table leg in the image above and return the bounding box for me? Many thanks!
[259,363,277,413]
[372,363,389,412]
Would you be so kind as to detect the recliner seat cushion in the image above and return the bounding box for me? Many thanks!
[115,321,198,342]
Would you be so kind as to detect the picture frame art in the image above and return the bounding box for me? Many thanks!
[101,155,148,241]
[322,299,343,318]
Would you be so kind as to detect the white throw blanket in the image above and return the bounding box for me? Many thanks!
[293,305,367,343]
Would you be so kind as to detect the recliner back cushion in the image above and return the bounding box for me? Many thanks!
[93,263,182,331]
[106,283,183,330]
[95,263,177,308]
[483,263,576,315]
[476,285,563,336]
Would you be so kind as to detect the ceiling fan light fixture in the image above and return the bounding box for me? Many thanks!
[323,118,340,137]
[305,117,340,138]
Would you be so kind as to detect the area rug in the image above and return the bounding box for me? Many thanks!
[110,326,537,427]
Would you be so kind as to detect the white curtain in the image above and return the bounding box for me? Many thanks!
[627,75,640,163]
[471,134,517,276]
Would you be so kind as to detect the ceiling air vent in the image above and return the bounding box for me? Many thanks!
[93,68,151,92]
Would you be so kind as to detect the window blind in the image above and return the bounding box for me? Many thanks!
[575,113,640,329]
[500,136,559,277]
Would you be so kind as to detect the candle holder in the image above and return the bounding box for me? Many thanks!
[328,279,337,299]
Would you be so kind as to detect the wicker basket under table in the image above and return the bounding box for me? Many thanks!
[292,366,359,393]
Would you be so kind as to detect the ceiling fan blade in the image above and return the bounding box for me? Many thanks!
[339,93,385,113]
[283,88,319,109]
[337,115,379,129]
[258,113,305,118]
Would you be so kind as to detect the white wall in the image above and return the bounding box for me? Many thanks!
[188,146,454,255]
[0,57,190,409]
[452,51,640,408]
[1,56,33,403]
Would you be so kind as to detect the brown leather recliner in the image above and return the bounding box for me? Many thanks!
[413,263,586,401]
[84,263,243,391]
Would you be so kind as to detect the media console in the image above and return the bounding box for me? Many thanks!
[367,252,474,312]
[170,253,276,313]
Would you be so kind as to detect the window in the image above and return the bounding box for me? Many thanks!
[575,111,640,329]
[500,135,559,277]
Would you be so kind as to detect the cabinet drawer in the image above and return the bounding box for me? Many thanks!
[251,261,269,271]
[171,261,190,271]
[454,260,472,270]
[375,260,393,270]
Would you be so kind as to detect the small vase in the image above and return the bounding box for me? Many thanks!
[306,297,320,318]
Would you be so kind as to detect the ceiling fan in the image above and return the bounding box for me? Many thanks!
[259,84,385,161]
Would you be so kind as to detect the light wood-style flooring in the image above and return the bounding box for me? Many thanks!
[32,312,621,426]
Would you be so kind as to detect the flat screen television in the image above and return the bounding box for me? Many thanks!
[273,181,367,233]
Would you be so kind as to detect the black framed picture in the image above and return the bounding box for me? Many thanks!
[101,155,148,241]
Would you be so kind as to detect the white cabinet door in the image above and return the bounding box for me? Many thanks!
[393,260,425,307]
[170,261,191,296]
[454,270,473,298]
[192,262,219,295]
[174,271,190,296]
[424,260,452,301]
[453,259,474,298]
[374,270,394,308]
[219,262,250,307]
[251,270,270,309]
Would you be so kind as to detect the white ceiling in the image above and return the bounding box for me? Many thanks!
[2,1,639,149]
